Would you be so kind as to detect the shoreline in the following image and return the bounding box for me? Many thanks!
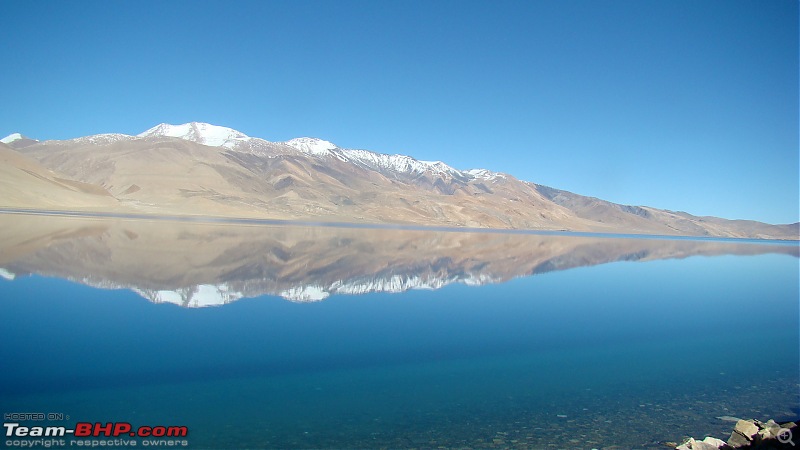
[1,207,797,244]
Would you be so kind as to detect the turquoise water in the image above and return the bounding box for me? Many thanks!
[1,250,798,448]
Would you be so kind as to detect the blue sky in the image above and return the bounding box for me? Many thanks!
[1,0,797,224]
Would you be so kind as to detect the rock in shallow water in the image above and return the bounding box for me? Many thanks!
[717,416,743,423]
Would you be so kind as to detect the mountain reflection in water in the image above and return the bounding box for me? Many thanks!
[0,212,796,306]
[1,212,799,449]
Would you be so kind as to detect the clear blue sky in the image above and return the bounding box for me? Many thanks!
[2,0,797,224]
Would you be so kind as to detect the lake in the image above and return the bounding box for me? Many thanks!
[0,213,797,449]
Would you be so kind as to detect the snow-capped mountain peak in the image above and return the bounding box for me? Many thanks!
[1,133,25,144]
[138,122,251,148]
[1,132,40,149]
[283,137,338,156]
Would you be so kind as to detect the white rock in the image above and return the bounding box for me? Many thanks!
[699,436,727,449]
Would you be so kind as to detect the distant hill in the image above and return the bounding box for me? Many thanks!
[1,122,796,240]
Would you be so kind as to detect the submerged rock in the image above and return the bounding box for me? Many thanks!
[717,416,744,423]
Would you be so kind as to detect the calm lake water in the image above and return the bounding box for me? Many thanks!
[0,214,797,449]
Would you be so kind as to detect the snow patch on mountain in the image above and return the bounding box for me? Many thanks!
[340,149,462,177]
[465,168,506,181]
[284,137,338,156]
[139,122,251,148]
[69,133,135,145]
[1,133,24,144]
[281,137,467,177]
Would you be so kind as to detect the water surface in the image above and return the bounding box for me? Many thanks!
[0,214,797,448]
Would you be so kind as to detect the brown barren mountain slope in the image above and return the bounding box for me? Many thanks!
[3,126,797,239]
[0,143,118,210]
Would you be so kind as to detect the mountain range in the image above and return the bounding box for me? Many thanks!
[1,122,796,239]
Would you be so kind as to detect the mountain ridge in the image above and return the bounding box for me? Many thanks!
[1,122,797,240]
[3,122,514,181]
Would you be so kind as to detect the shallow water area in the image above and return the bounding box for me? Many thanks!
[1,214,797,449]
